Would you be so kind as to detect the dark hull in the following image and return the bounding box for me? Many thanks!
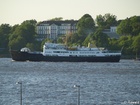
[10,50,121,62]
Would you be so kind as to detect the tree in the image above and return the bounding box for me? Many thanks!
[9,36,26,50]
[64,33,79,46]
[92,29,109,48]
[108,38,120,50]
[132,34,140,57]
[0,24,11,48]
[96,15,105,29]
[21,19,37,26]
[11,24,19,33]
[50,17,63,21]
[130,16,140,36]
[26,43,34,51]
[117,18,132,35]
[76,14,95,45]
[118,36,133,55]
[96,13,117,29]
[117,16,140,36]
[9,20,37,50]
[83,34,93,46]
[20,22,36,43]
[57,36,64,44]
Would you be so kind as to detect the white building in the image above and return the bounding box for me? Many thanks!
[110,26,117,33]
[36,20,78,41]
[103,26,119,39]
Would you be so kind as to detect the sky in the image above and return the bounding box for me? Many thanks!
[0,0,140,25]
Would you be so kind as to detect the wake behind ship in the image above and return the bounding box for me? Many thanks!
[10,43,121,62]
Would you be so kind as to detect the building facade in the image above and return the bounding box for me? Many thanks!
[103,26,119,39]
[36,20,78,41]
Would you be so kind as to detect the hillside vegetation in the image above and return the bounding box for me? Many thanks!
[0,14,140,58]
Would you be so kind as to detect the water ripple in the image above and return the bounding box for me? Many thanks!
[0,58,140,105]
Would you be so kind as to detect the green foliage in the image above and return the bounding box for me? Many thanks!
[50,17,63,21]
[117,18,132,35]
[0,24,11,35]
[108,38,120,50]
[57,36,64,44]
[60,14,140,57]
[11,24,19,33]
[0,24,11,48]
[8,20,37,50]
[76,14,95,45]
[9,36,26,50]
[96,13,117,29]
[130,16,140,36]
[65,33,79,46]
[118,36,133,54]
[132,34,140,54]
[92,29,109,48]
[21,20,37,26]
[107,35,139,55]
[117,16,140,36]
[26,43,34,51]
[0,14,140,58]
[82,34,92,46]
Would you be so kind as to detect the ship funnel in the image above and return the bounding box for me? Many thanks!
[88,43,93,48]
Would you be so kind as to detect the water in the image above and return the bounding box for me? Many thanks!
[0,58,140,105]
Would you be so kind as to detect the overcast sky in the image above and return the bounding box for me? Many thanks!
[0,0,140,25]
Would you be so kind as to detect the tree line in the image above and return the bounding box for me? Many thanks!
[57,14,140,58]
[0,13,140,58]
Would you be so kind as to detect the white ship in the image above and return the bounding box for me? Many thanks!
[10,43,121,62]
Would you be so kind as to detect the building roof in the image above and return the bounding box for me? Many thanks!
[37,20,78,26]
[103,32,120,39]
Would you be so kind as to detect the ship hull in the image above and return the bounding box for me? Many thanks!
[10,50,121,62]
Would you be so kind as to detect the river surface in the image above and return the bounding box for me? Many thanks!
[0,58,140,105]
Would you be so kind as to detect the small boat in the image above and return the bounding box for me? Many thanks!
[10,43,121,62]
